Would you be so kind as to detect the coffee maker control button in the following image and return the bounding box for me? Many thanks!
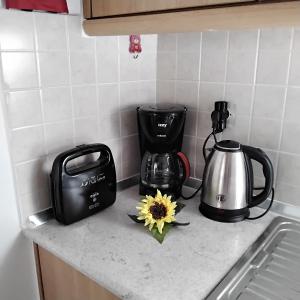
[216,194,226,202]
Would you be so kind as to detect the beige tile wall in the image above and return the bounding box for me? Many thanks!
[0,9,157,223]
[156,28,300,207]
[1,7,300,221]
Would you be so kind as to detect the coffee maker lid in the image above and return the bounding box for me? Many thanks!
[215,140,241,151]
[138,104,187,113]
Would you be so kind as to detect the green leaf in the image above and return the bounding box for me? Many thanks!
[150,223,171,244]
[128,214,144,224]
[175,202,185,215]
[171,221,190,226]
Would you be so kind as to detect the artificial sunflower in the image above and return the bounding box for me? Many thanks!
[136,190,177,234]
[128,189,189,243]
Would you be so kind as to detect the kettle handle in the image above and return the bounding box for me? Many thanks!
[242,145,274,208]
[177,152,190,181]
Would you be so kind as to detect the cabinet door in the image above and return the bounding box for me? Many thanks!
[85,0,255,18]
[37,246,119,300]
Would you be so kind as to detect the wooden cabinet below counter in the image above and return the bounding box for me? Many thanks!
[35,245,120,300]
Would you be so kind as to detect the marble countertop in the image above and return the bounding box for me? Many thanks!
[23,185,276,300]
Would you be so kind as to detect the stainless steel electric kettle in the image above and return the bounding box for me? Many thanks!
[200,140,274,222]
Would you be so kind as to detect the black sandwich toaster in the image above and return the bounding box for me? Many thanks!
[50,144,116,225]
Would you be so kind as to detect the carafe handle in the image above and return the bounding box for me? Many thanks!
[242,145,274,208]
[177,152,190,181]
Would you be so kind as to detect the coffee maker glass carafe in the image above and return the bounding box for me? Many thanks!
[137,104,190,199]
[140,151,185,190]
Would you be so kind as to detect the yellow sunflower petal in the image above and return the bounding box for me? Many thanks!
[157,221,164,234]
[165,216,176,223]
[146,195,154,201]
[156,189,162,199]
[144,218,152,226]
[149,222,155,231]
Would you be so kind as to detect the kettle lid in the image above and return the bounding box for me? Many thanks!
[215,140,241,152]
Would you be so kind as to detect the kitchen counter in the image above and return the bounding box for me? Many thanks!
[23,186,276,300]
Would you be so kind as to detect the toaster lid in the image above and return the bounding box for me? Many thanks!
[52,144,113,176]
[137,104,187,113]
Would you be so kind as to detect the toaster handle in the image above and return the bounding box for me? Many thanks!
[62,144,111,175]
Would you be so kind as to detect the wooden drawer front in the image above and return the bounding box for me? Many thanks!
[37,246,119,300]
[84,0,255,18]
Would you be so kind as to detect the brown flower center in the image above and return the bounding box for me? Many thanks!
[150,202,167,220]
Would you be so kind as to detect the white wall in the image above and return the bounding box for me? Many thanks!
[0,77,39,299]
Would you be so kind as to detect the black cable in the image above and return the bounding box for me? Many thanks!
[180,183,202,200]
[212,130,218,145]
[181,123,274,219]
[246,187,275,220]
[202,132,213,162]
[181,131,214,200]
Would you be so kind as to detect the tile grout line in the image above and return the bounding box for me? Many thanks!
[275,27,295,189]
[65,15,76,148]
[174,34,178,103]
[194,32,203,178]
[16,12,43,224]
[13,133,141,168]
[31,13,55,214]
[32,13,47,158]
[117,36,124,180]
[3,80,300,94]
[0,49,95,53]
[155,35,159,104]
[247,29,260,145]
[223,30,230,99]
[154,35,158,106]
[14,133,300,169]
[221,30,230,141]
[94,35,101,146]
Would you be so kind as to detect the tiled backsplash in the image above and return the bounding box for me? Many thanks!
[1,7,300,223]
[157,28,300,207]
[0,9,157,223]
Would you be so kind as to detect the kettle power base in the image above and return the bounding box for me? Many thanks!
[199,202,250,223]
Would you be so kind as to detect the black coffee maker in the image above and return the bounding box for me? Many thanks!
[137,104,190,199]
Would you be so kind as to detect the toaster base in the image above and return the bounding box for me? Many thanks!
[199,202,249,223]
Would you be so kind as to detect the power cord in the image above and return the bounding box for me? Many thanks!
[181,130,275,220]
[246,187,275,220]
[180,182,203,200]
[202,132,214,162]
[181,131,215,200]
